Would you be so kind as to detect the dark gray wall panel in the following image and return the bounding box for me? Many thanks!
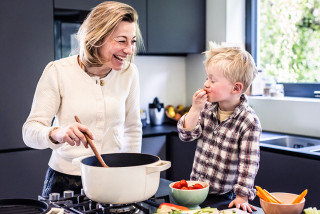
[0,0,54,150]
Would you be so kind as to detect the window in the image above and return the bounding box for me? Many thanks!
[246,0,320,98]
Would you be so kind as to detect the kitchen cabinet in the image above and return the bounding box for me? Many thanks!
[0,0,54,150]
[147,0,205,54]
[166,133,197,181]
[252,150,320,209]
[54,0,147,49]
[142,136,167,178]
[0,149,52,199]
[54,0,205,54]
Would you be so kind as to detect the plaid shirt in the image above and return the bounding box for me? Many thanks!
[177,95,261,200]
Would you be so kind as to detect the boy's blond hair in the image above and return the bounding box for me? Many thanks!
[204,42,257,93]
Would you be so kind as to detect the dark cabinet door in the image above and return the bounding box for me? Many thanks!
[142,136,167,178]
[166,134,197,181]
[253,150,320,209]
[54,0,147,53]
[0,0,54,150]
[147,0,205,54]
[0,149,52,198]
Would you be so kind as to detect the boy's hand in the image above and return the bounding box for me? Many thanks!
[228,195,257,213]
[183,89,207,129]
[191,88,207,112]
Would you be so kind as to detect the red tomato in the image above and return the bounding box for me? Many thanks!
[181,186,189,190]
[188,186,194,190]
[172,182,182,189]
[180,179,188,188]
[193,183,204,189]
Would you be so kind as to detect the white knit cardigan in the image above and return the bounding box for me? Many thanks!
[22,55,142,175]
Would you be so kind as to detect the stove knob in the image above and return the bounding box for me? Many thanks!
[63,190,74,198]
[81,188,85,195]
[49,193,60,201]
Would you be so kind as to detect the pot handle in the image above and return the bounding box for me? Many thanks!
[146,160,171,174]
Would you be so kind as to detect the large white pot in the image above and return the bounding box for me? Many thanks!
[75,153,171,204]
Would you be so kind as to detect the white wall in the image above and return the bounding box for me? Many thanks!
[206,0,245,47]
[185,54,207,104]
[249,97,320,138]
[134,56,186,113]
[206,0,226,45]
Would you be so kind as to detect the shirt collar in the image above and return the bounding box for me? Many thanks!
[205,94,248,118]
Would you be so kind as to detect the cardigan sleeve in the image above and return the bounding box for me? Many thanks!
[22,62,63,150]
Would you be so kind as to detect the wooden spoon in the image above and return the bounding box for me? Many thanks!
[74,116,108,167]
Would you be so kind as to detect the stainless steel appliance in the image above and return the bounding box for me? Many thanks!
[54,9,89,60]
[40,190,169,214]
[148,97,165,126]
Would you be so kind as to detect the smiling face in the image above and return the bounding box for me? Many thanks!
[98,21,136,71]
[204,64,235,103]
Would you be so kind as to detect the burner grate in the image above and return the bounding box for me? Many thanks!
[38,192,170,214]
[0,199,49,214]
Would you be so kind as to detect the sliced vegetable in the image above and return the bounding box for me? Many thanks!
[292,189,308,204]
[159,203,189,211]
[255,186,278,203]
[304,207,320,214]
[263,189,284,204]
[192,207,218,214]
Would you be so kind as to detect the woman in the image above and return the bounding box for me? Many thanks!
[22,1,143,197]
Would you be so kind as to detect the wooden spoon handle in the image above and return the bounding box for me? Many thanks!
[74,116,108,167]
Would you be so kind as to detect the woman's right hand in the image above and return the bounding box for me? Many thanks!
[50,123,94,148]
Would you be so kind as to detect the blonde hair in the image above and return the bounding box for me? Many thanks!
[204,42,257,92]
[77,1,143,69]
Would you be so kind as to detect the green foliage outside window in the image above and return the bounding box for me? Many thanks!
[259,0,320,82]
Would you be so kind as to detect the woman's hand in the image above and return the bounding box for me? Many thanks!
[50,123,94,148]
[228,195,257,213]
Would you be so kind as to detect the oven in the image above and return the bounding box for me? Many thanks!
[54,9,89,60]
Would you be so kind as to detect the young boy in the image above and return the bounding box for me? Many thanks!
[177,43,261,213]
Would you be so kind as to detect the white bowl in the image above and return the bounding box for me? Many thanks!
[260,192,305,214]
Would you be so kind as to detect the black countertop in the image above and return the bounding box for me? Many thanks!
[156,178,265,214]
[143,124,320,160]
[142,123,178,137]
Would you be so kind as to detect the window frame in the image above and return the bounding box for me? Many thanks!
[245,0,320,98]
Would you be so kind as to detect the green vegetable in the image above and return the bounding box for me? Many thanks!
[304,207,320,214]
[193,207,218,214]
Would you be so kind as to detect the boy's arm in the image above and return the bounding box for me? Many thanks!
[177,89,208,142]
[184,89,207,129]
[234,123,261,200]
[177,114,202,142]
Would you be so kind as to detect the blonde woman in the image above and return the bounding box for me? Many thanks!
[177,43,261,212]
[22,1,143,197]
